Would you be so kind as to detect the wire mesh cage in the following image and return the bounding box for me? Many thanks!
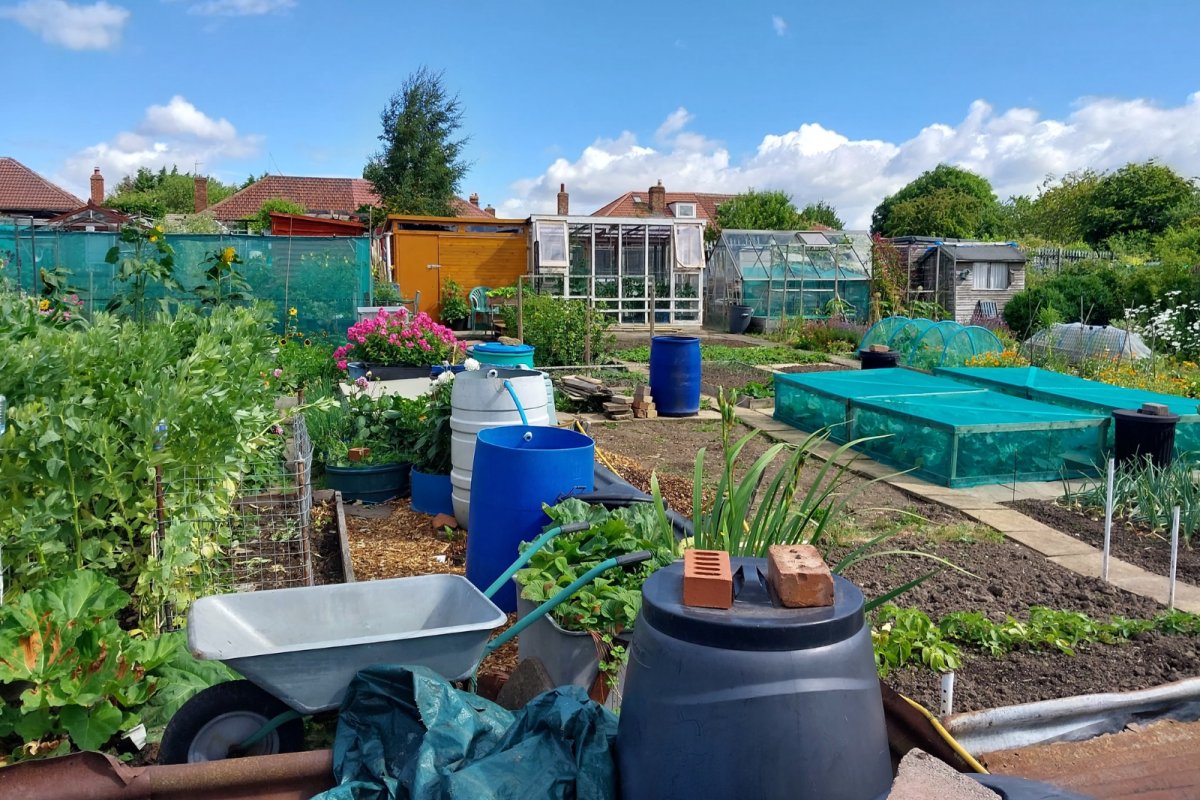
[1023,323,1151,364]
[159,413,315,626]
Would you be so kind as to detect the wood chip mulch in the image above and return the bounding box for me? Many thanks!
[596,447,708,516]
[344,499,519,677]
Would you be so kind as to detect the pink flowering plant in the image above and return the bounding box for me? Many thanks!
[332,308,460,370]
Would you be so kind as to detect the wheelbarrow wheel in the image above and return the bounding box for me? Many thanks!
[159,679,305,764]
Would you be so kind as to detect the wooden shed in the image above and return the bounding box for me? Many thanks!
[269,212,365,237]
[912,242,1027,325]
[386,215,529,321]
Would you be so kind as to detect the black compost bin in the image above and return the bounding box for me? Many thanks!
[727,304,754,334]
[1113,408,1180,468]
[859,349,900,370]
[616,558,892,800]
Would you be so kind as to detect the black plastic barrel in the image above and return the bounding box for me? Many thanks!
[728,304,754,334]
[649,335,701,416]
[616,558,892,800]
[1113,408,1180,468]
[859,349,900,370]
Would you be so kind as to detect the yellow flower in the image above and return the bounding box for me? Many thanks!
[38,299,49,311]
[220,246,237,264]
[154,224,164,233]
[149,235,158,242]
[288,307,298,317]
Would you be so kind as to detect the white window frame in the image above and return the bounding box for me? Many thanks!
[972,262,1009,290]
[672,202,697,219]
[674,223,704,270]
[535,220,569,269]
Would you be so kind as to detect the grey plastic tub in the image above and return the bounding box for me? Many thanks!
[187,574,506,714]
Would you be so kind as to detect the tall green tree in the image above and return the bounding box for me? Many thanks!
[364,67,470,217]
[797,200,844,230]
[107,167,236,218]
[1019,169,1102,246]
[871,164,1003,238]
[1081,161,1198,249]
[712,189,803,238]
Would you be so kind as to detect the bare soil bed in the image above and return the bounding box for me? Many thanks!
[591,419,1200,712]
[337,420,1200,715]
[1005,498,1200,585]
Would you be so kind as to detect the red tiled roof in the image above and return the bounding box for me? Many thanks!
[206,175,380,220]
[591,190,734,224]
[0,157,84,215]
[207,174,491,221]
[451,196,494,218]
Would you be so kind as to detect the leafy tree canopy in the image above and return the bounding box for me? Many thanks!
[871,164,1002,238]
[363,67,470,217]
[250,198,307,234]
[797,200,844,230]
[106,166,236,219]
[1081,161,1198,249]
[713,190,804,234]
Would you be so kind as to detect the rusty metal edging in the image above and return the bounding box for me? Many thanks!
[0,749,335,799]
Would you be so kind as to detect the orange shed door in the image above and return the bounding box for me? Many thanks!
[395,234,442,319]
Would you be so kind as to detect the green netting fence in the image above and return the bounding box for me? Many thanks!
[0,227,372,336]
[936,366,1200,455]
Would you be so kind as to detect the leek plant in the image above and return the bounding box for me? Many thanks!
[653,389,963,611]
[1063,454,1200,545]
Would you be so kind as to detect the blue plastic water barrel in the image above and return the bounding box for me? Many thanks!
[649,336,701,416]
[466,425,595,611]
[469,342,535,368]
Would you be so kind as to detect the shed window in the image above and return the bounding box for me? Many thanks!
[674,224,703,270]
[536,220,569,267]
[972,262,1009,290]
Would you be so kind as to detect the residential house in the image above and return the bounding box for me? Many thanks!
[44,169,131,233]
[587,180,733,228]
[204,174,494,224]
[0,157,84,221]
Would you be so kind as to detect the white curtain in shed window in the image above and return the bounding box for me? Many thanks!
[972,262,1009,289]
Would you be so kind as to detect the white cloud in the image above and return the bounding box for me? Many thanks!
[771,15,787,37]
[186,0,294,15]
[500,92,1200,228]
[56,96,262,194]
[0,0,129,50]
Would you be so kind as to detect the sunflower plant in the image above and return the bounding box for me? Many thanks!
[193,246,251,307]
[104,224,180,327]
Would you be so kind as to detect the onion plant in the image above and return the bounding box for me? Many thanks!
[1063,454,1200,545]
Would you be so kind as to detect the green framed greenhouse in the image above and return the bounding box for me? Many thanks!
[705,230,871,328]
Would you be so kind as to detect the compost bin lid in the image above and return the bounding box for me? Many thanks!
[472,342,534,355]
[640,557,864,651]
[1112,408,1181,424]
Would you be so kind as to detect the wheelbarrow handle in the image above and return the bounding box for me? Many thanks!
[481,521,592,600]
[483,550,655,656]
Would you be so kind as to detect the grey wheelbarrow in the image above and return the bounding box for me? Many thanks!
[159,521,652,763]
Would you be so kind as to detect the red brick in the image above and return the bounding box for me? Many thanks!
[430,513,458,531]
[682,549,733,609]
[767,544,834,608]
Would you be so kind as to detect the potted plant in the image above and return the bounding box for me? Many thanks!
[440,279,470,330]
[409,376,455,515]
[320,384,424,503]
[332,307,461,381]
[513,497,678,704]
[486,285,518,307]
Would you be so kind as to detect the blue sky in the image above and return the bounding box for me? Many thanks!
[2,0,1198,226]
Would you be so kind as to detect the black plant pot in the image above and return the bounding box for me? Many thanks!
[326,462,412,504]
[362,363,431,381]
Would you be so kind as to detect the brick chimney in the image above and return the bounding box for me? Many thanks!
[90,168,104,206]
[648,179,666,214]
[556,183,569,215]
[469,192,480,207]
[484,204,496,217]
[194,175,208,212]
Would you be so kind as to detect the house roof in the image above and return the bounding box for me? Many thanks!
[206,174,492,222]
[0,157,84,215]
[591,191,734,223]
[44,201,132,229]
[921,243,1026,263]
